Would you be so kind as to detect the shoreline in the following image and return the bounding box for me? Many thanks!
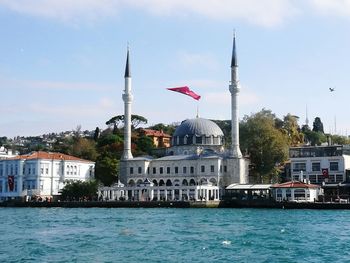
[2,200,350,209]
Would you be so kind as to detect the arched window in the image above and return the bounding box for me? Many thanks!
[152,179,158,186]
[136,179,143,185]
[189,179,196,186]
[182,179,188,186]
[159,179,165,186]
[128,179,135,187]
[209,178,217,186]
[166,179,173,186]
[174,179,180,186]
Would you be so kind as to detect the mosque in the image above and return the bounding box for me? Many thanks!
[99,35,249,201]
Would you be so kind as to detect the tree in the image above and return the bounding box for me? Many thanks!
[280,114,304,146]
[60,180,98,201]
[135,135,154,155]
[95,154,119,186]
[312,117,324,133]
[240,109,289,183]
[106,114,148,132]
[71,138,98,161]
[93,127,100,141]
[303,130,326,146]
[331,135,350,145]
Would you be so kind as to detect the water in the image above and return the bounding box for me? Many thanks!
[1,208,350,262]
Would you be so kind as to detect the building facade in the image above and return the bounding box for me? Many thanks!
[0,151,95,201]
[289,145,350,185]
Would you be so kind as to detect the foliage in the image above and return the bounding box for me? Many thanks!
[60,180,98,201]
[240,109,289,183]
[331,135,350,145]
[312,117,324,133]
[303,130,327,146]
[106,114,148,132]
[280,114,304,146]
[71,138,98,161]
[93,127,100,141]
[94,154,119,186]
[135,135,154,155]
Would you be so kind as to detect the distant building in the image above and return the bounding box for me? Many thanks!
[289,145,350,184]
[0,146,18,159]
[139,128,171,148]
[0,151,94,201]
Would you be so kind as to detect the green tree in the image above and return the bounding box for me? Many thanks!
[281,114,304,146]
[148,123,177,136]
[95,154,119,186]
[71,138,98,161]
[331,135,350,145]
[61,180,98,201]
[312,117,324,133]
[93,127,100,141]
[240,109,289,183]
[303,130,326,146]
[135,135,154,155]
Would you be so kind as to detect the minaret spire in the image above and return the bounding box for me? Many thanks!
[122,46,133,160]
[124,46,131,78]
[229,31,242,158]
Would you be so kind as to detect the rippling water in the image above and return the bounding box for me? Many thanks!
[1,208,350,262]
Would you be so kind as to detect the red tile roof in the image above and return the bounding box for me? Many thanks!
[8,151,93,163]
[271,181,320,189]
[141,129,171,138]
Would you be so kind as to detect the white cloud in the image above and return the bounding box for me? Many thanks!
[309,0,350,17]
[0,0,299,27]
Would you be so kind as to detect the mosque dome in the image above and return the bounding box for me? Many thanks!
[172,118,224,146]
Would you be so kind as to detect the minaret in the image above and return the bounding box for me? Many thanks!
[122,48,133,160]
[229,32,242,158]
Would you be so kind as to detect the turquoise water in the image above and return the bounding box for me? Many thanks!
[1,208,350,262]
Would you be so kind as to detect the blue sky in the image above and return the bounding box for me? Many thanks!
[1,0,350,137]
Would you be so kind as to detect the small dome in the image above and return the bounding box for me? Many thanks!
[173,118,224,137]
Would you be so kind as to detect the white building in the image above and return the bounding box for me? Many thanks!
[271,181,322,202]
[0,146,18,159]
[0,151,95,201]
[100,35,249,202]
[289,145,350,185]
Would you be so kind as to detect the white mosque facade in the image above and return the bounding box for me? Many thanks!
[99,36,249,201]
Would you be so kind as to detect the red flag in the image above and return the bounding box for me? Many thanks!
[167,86,201,100]
[8,175,14,191]
[322,168,329,178]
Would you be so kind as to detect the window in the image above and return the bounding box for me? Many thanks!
[293,162,306,172]
[130,167,134,174]
[175,167,178,174]
[312,162,320,172]
[41,168,44,174]
[28,167,31,174]
[160,167,164,174]
[33,168,36,175]
[220,165,222,173]
[183,167,187,174]
[210,165,215,173]
[147,167,150,174]
[153,167,156,174]
[294,189,306,200]
[166,167,170,174]
[201,165,205,173]
[224,166,227,173]
[138,167,142,174]
[46,168,49,174]
[330,162,339,171]
[190,166,194,174]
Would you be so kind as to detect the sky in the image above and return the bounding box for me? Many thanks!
[1,0,350,137]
